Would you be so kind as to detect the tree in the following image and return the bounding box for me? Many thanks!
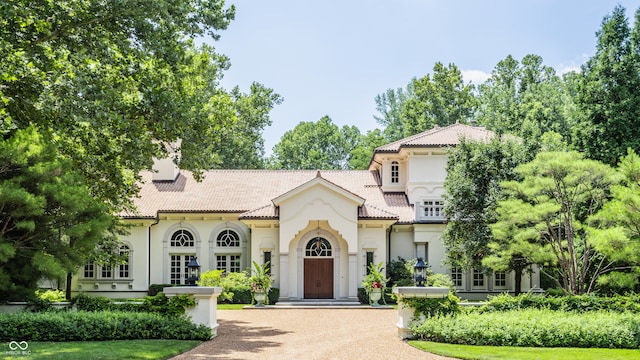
[268,116,360,170]
[575,5,640,166]
[492,151,617,295]
[443,137,528,273]
[374,85,414,142]
[0,126,117,300]
[587,149,640,293]
[347,129,387,170]
[374,62,476,142]
[476,54,574,152]
[0,0,280,211]
[211,83,283,169]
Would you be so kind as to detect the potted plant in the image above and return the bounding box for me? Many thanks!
[361,262,388,306]
[249,261,271,307]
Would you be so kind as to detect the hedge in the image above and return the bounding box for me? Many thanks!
[0,311,212,341]
[412,309,640,349]
[479,293,640,313]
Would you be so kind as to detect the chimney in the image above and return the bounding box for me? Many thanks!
[152,141,181,182]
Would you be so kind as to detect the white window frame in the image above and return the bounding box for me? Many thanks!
[418,199,445,221]
[494,271,508,290]
[170,254,195,285]
[472,269,485,289]
[451,267,464,288]
[216,254,242,273]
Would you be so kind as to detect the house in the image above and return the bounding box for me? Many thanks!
[72,123,540,301]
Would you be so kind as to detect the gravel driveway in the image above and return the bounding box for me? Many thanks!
[171,308,456,360]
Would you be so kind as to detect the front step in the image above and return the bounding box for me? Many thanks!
[265,299,393,309]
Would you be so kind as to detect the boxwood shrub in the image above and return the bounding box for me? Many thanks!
[479,293,640,313]
[0,311,211,341]
[412,309,640,349]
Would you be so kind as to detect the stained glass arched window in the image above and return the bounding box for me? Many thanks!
[305,238,332,257]
[171,229,194,247]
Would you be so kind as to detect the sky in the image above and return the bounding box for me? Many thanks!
[209,1,640,155]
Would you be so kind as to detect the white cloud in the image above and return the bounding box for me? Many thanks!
[556,53,590,75]
[461,69,491,84]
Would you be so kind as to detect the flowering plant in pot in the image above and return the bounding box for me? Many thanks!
[249,261,271,306]
[361,262,388,306]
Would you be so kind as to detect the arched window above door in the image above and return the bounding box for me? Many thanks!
[305,238,332,257]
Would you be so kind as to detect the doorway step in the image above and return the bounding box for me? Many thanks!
[272,299,393,309]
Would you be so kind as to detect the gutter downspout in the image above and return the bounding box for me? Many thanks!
[148,219,159,289]
[387,224,393,264]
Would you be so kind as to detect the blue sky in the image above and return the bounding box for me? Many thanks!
[211,1,640,154]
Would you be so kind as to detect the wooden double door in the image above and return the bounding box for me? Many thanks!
[303,258,334,299]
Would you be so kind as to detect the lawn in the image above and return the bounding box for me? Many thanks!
[1,340,202,360]
[217,303,249,310]
[410,341,640,360]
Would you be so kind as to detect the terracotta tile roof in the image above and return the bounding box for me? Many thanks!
[374,123,494,153]
[126,170,414,222]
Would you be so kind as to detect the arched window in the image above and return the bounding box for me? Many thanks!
[119,245,130,278]
[391,161,399,183]
[305,238,332,257]
[217,229,240,247]
[171,229,194,247]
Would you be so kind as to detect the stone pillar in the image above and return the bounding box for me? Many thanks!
[348,253,358,299]
[392,287,448,340]
[164,286,223,336]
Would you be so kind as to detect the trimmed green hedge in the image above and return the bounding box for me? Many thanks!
[480,293,640,313]
[71,293,194,316]
[0,311,212,341]
[412,309,640,348]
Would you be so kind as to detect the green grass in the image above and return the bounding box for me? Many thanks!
[217,303,249,310]
[409,341,640,360]
[1,340,201,360]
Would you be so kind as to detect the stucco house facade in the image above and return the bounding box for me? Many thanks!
[72,123,540,300]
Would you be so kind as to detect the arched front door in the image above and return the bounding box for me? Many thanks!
[303,237,334,299]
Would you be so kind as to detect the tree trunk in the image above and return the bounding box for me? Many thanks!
[65,272,72,300]
[514,268,523,296]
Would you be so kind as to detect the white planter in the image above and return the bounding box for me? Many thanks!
[254,291,267,307]
[369,288,382,306]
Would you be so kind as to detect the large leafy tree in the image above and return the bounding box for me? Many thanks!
[476,54,574,152]
[0,0,280,211]
[492,151,617,295]
[374,62,476,142]
[575,5,640,166]
[348,129,387,170]
[443,137,527,274]
[0,126,117,300]
[268,116,360,170]
[0,1,281,297]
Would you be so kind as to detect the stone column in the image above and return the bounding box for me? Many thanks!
[164,286,223,336]
[392,287,448,340]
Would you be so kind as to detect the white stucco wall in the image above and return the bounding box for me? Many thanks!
[406,154,447,205]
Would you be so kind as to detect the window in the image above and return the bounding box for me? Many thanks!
[217,229,240,247]
[82,245,131,280]
[391,161,399,183]
[473,269,485,288]
[171,229,194,247]
[423,200,444,219]
[366,251,374,275]
[217,255,241,273]
[119,245,130,278]
[170,254,194,284]
[263,252,272,275]
[451,267,463,287]
[494,272,507,288]
[305,238,332,257]
[84,263,95,278]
